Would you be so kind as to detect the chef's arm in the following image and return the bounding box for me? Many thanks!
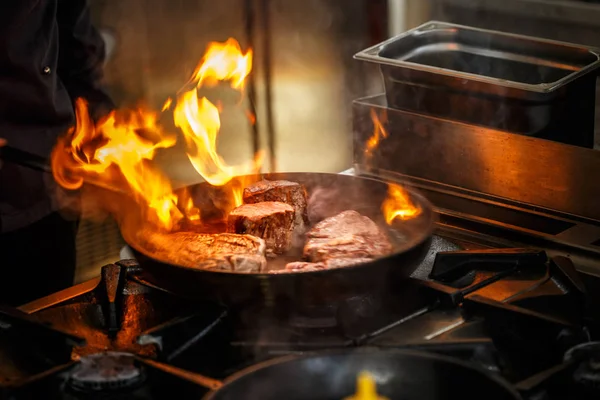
[56,0,115,120]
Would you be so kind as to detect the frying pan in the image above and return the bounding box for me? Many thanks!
[123,172,436,310]
[201,348,522,400]
[0,147,435,310]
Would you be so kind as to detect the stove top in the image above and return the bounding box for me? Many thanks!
[2,226,600,399]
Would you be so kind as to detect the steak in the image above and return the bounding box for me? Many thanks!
[283,257,372,272]
[227,201,295,254]
[303,210,392,263]
[324,257,374,269]
[139,230,267,272]
[285,261,326,272]
[243,180,309,231]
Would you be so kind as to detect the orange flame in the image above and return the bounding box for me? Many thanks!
[173,89,263,186]
[161,97,172,112]
[52,99,181,229]
[174,38,262,187]
[364,109,388,162]
[189,38,253,90]
[381,183,422,224]
[51,38,262,231]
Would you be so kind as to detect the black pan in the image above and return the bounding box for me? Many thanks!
[202,349,522,400]
[123,172,436,309]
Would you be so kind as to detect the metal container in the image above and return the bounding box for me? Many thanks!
[354,21,600,147]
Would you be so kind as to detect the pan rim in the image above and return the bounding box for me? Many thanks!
[125,172,437,277]
[202,347,522,400]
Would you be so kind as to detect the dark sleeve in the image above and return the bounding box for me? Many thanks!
[56,0,115,120]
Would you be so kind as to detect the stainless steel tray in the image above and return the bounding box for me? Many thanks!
[354,20,600,94]
[353,21,600,146]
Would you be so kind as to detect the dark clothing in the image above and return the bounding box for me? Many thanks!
[0,1,114,304]
[0,0,114,233]
[0,212,78,306]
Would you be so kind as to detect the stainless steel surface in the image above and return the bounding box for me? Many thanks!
[355,21,600,93]
[353,94,600,221]
[436,0,600,28]
[354,21,600,146]
[431,0,600,148]
[351,95,600,276]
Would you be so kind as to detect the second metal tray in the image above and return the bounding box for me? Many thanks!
[354,21,600,145]
[355,20,600,96]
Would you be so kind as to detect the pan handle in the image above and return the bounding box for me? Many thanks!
[0,145,52,174]
[0,144,130,196]
[135,356,224,390]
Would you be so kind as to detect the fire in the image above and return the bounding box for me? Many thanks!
[52,99,181,229]
[364,109,388,162]
[362,111,419,225]
[51,38,262,231]
[381,183,422,224]
[189,38,252,89]
[173,89,263,186]
[174,38,261,186]
[161,97,172,111]
[178,189,200,222]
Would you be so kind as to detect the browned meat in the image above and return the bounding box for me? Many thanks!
[282,257,373,273]
[226,254,267,272]
[285,261,326,272]
[243,180,309,231]
[303,210,392,263]
[324,257,374,269]
[139,230,267,272]
[227,202,295,254]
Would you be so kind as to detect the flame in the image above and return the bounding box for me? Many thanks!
[174,39,261,186]
[364,109,388,162]
[161,97,172,112]
[245,110,256,125]
[344,371,389,400]
[381,183,422,224]
[189,38,252,90]
[52,99,181,229]
[228,174,262,208]
[51,38,262,231]
[178,188,200,222]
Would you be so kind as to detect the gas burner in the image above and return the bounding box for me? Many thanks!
[565,342,600,390]
[67,352,145,392]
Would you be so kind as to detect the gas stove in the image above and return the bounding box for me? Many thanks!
[2,218,600,399]
[4,20,600,400]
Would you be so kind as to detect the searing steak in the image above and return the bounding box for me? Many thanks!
[227,202,295,254]
[243,180,309,231]
[283,257,373,272]
[285,261,326,272]
[303,210,392,263]
[139,231,267,272]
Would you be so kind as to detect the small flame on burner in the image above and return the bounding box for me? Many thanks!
[381,183,421,224]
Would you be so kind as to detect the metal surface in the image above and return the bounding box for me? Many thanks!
[431,0,600,150]
[203,349,522,400]
[137,357,223,390]
[125,172,436,309]
[354,21,600,146]
[352,94,600,225]
[355,21,600,94]
[18,278,101,314]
